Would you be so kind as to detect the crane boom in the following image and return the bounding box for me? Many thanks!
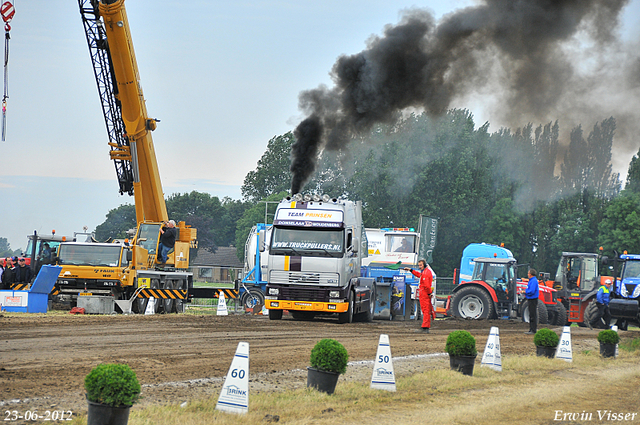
[78,0,134,197]
[79,0,167,224]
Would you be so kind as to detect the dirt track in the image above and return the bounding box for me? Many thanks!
[0,311,632,421]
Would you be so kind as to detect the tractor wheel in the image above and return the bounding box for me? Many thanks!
[554,302,567,326]
[547,302,568,326]
[615,318,628,331]
[450,286,495,320]
[338,291,354,324]
[520,300,549,325]
[584,301,606,328]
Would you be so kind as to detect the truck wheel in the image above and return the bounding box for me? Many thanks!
[162,280,175,314]
[136,280,159,314]
[355,284,376,322]
[241,288,265,310]
[268,308,283,320]
[450,286,494,319]
[338,291,354,324]
[173,280,186,313]
[520,301,549,325]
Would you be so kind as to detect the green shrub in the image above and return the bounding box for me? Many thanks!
[445,330,477,356]
[597,329,620,345]
[310,339,348,374]
[533,328,559,347]
[85,363,141,407]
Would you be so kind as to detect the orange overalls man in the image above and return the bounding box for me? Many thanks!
[405,259,434,333]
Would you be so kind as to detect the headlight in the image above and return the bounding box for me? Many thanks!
[329,290,340,298]
[620,282,628,297]
[632,285,640,298]
[269,288,279,295]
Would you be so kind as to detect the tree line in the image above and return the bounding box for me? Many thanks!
[94,109,640,278]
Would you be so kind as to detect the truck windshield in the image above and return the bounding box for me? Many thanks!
[621,261,640,280]
[58,245,122,267]
[136,223,161,255]
[25,239,62,263]
[271,228,344,257]
[386,235,416,253]
[472,262,510,290]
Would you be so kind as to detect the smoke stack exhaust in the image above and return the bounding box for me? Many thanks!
[290,0,632,193]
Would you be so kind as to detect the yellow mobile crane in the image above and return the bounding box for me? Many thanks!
[54,0,196,313]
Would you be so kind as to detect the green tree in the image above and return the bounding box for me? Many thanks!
[481,198,526,260]
[166,191,226,254]
[94,204,137,241]
[235,192,288,262]
[598,192,640,255]
[0,237,14,257]
[241,132,294,202]
[625,147,640,193]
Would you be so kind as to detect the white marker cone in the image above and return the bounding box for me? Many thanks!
[216,342,249,414]
[611,325,619,358]
[555,326,573,362]
[144,298,155,315]
[370,334,396,391]
[481,326,502,371]
[217,291,228,316]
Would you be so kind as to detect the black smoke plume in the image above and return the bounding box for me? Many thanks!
[290,0,632,194]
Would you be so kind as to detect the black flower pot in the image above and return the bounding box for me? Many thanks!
[307,367,340,394]
[600,343,616,358]
[536,345,557,359]
[87,400,131,425]
[449,355,477,376]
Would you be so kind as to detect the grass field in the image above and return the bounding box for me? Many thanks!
[68,341,640,425]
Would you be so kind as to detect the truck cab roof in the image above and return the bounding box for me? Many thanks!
[473,257,517,264]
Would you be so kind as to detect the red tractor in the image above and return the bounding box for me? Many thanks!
[448,256,564,325]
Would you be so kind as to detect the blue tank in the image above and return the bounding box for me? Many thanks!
[459,243,514,282]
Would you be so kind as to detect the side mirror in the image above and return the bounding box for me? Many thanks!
[601,256,609,265]
[352,237,359,253]
[126,250,133,262]
[258,230,266,252]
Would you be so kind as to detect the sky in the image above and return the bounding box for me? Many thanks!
[1,0,639,251]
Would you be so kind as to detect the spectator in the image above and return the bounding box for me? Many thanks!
[14,257,32,284]
[525,268,539,335]
[1,257,16,289]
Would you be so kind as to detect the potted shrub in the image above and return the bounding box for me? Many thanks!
[85,363,141,425]
[597,329,620,358]
[533,328,559,358]
[445,330,478,376]
[307,338,348,394]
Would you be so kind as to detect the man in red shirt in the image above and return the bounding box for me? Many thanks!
[405,259,434,333]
